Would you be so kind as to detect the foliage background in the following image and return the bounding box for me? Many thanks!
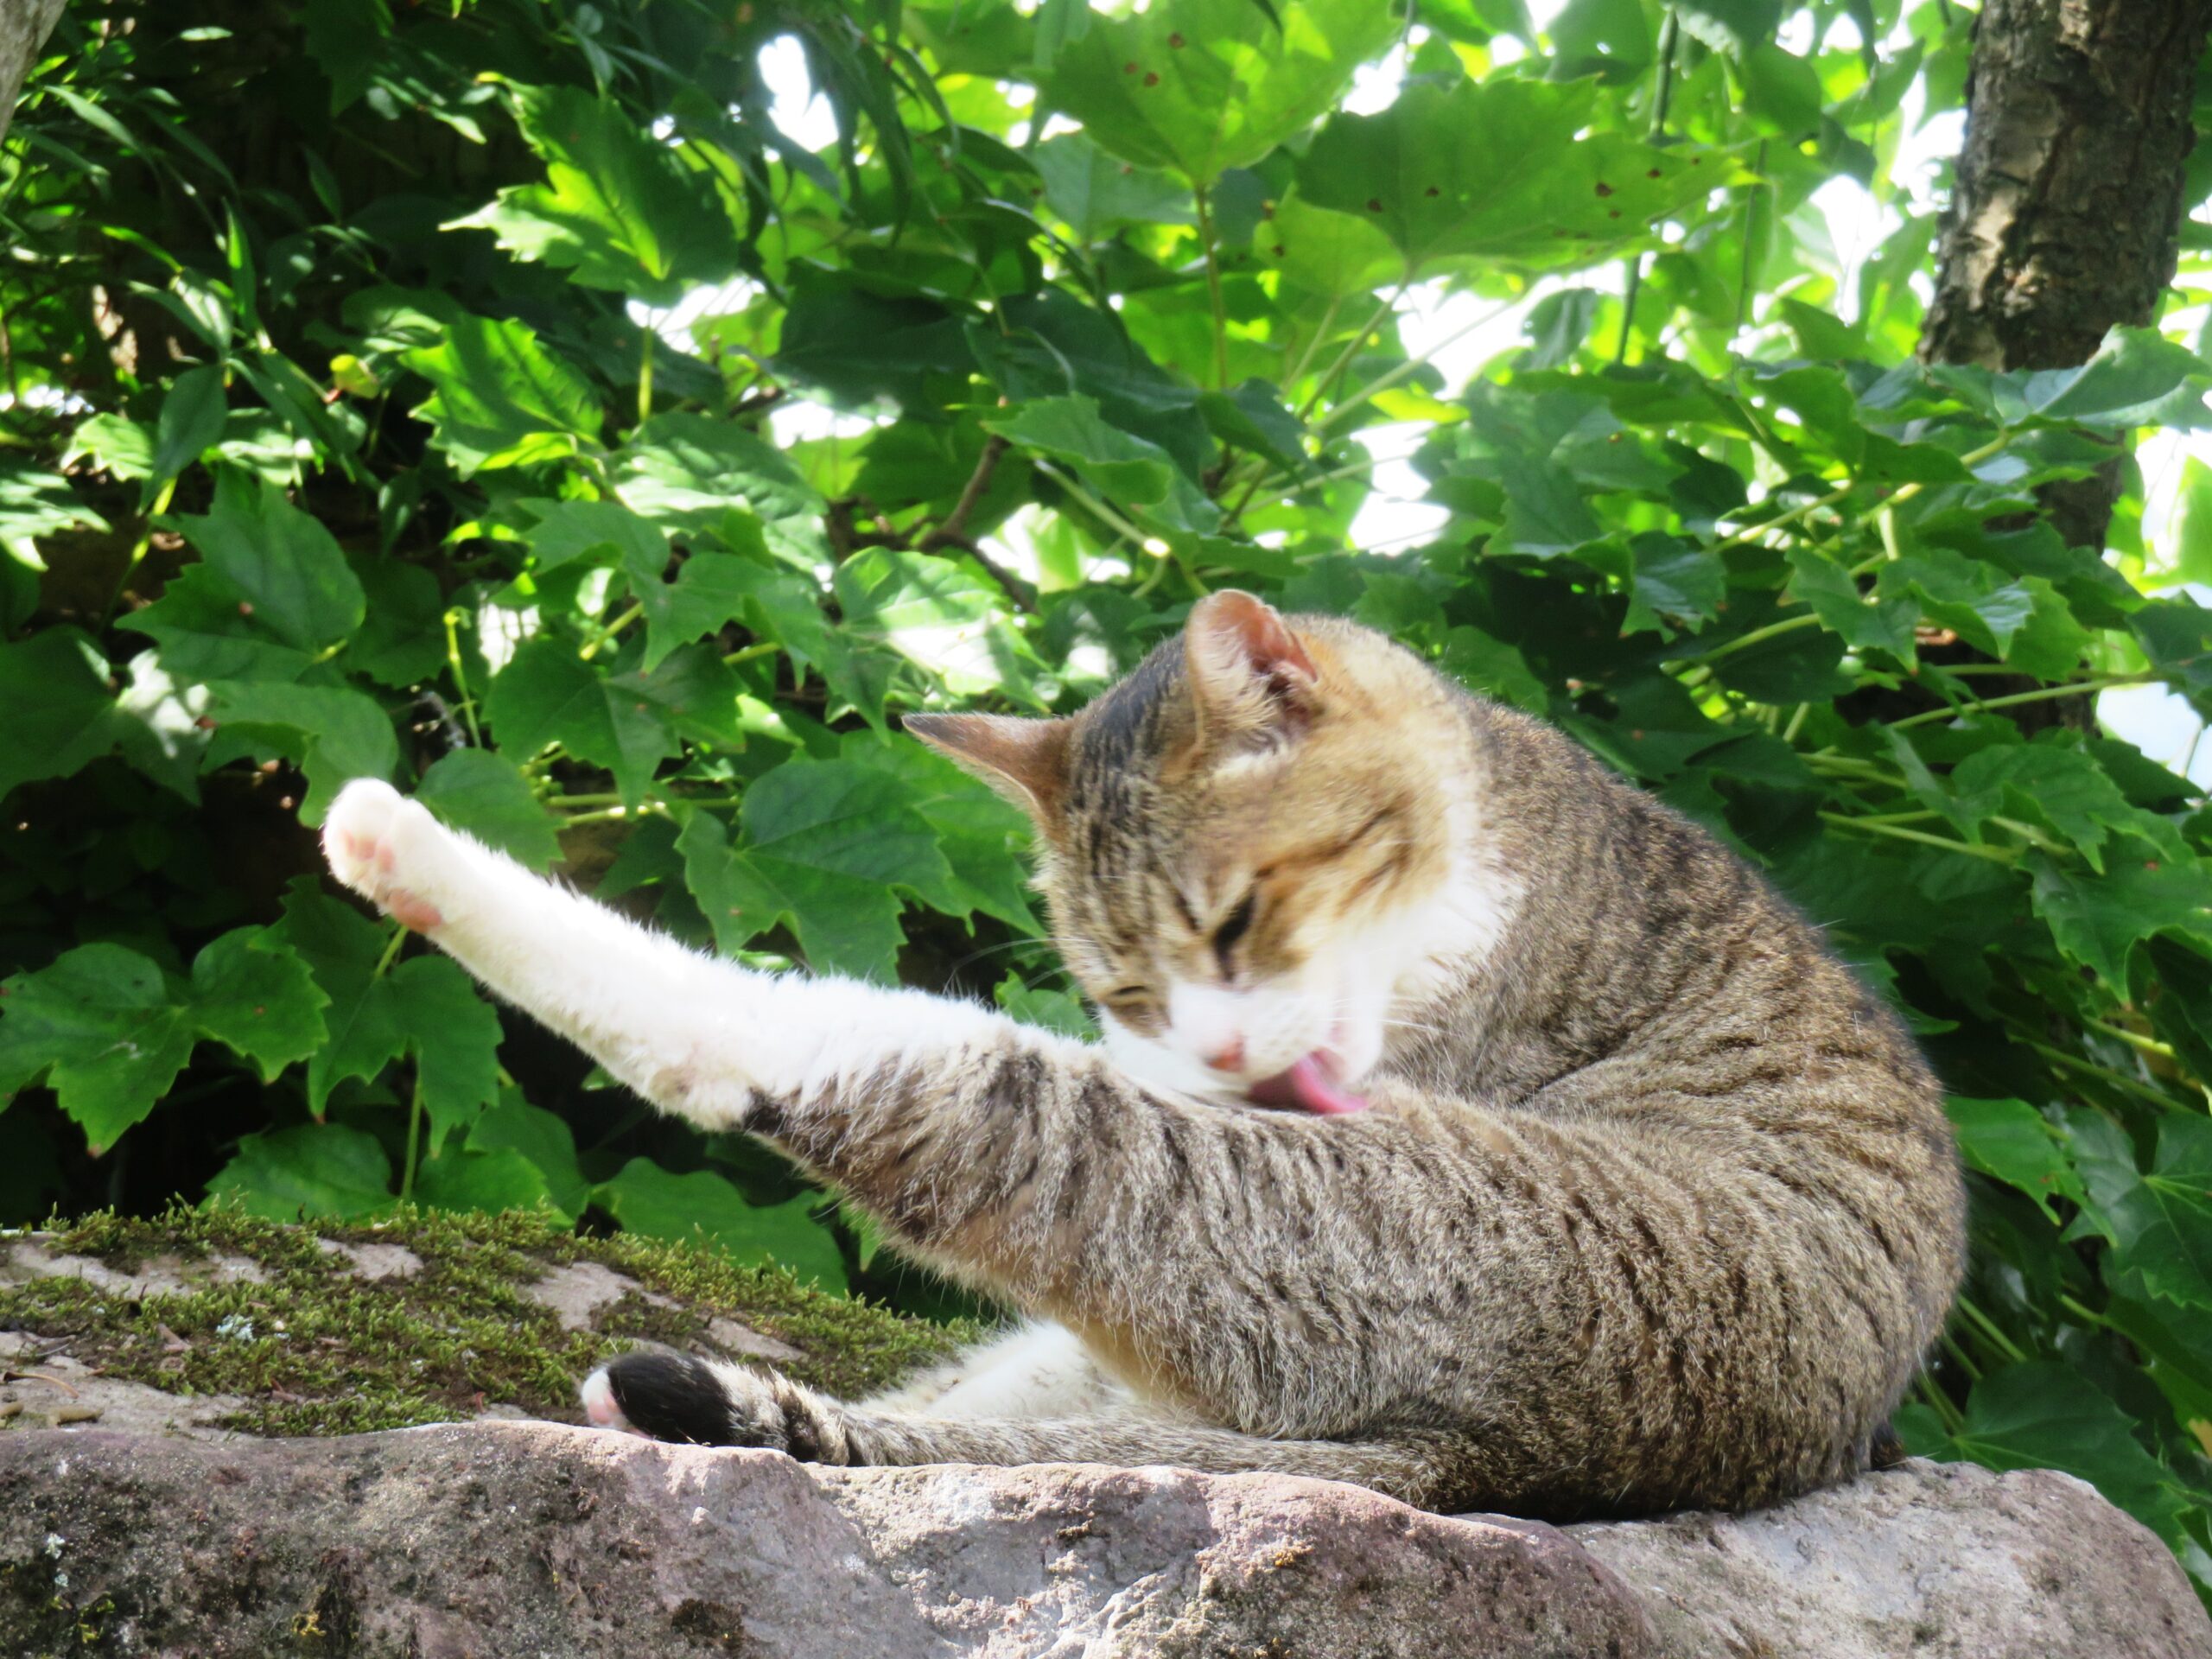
[7,0,2212,1597]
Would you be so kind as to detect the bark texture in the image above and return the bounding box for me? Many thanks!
[1922,0,2212,557]
[0,0,67,152]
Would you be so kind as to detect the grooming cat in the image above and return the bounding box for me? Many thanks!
[321,590,1964,1518]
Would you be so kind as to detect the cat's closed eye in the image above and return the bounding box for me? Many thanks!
[1212,893,1256,971]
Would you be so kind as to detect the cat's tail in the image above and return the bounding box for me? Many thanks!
[580,1351,1458,1506]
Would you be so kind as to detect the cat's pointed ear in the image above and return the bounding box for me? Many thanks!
[903,712,1073,827]
[1184,589,1319,746]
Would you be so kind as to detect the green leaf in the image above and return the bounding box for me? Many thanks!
[1675,0,1783,50]
[346,557,449,687]
[1437,626,1549,713]
[2110,1114,2212,1314]
[2030,839,2212,987]
[1258,194,1403,296]
[1624,535,1726,633]
[149,365,230,486]
[1298,79,1734,274]
[1947,1096,2084,1224]
[450,86,734,305]
[841,734,1039,931]
[187,928,330,1084]
[972,291,1215,480]
[202,680,400,823]
[412,1145,556,1215]
[1785,547,1920,659]
[994,973,1096,1039]
[2021,327,2212,430]
[772,279,976,413]
[129,472,366,681]
[1034,132,1196,240]
[0,463,105,569]
[483,636,679,805]
[1039,0,1398,184]
[835,548,1036,700]
[613,412,825,560]
[1946,742,2185,872]
[0,629,125,801]
[982,396,1218,532]
[206,1123,394,1221]
[595,1157,847,1287]
[1904,1362,2192,1549]
[403,315,601,476]
[679,759,954,980]
[65,415,158,484]
[1737,43,1824,136]
[0,925,327,1153]
[0,944,197,1154]
[270,882,503,1143]
[468,1091,590,1221]
[415,748,563,872]
[1198,379,1313,480]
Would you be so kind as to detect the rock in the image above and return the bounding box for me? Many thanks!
[0,1422,2202,1659]
[1568,1458,2212,1659]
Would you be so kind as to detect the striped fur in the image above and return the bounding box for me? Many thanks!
[323,594,1963,1519]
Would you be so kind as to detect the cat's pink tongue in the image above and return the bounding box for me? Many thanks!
[1247,1053,1368,1116]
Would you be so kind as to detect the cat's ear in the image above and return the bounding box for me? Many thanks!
[903,712,1073,827]
[1184,589,1319,747]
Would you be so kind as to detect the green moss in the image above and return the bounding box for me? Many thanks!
[0,1206,972,1437]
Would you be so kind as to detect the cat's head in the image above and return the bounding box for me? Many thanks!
[906,592,1488,1112]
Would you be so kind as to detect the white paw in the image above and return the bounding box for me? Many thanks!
[322,778,453,933]
[579,1366,641,1435]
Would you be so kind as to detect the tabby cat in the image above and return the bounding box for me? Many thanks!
[322,590,1964,1518]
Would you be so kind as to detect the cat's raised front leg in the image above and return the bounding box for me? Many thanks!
[321,779,1039,1134]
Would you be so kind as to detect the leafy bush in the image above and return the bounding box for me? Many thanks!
[6,0,2212,1592]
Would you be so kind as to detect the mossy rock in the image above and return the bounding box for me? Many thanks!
[0,1207,971,1439]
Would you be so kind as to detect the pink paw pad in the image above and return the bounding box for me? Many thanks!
[385,890,444,933]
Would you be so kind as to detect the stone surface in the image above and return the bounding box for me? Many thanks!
[0,1421,2202,1659]
[1571,1459,2212,1659]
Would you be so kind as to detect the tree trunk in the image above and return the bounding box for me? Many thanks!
[0,0,67,150]
[1921,0,2212,556]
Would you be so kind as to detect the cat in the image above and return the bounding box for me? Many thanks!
[321,589,1965,1519]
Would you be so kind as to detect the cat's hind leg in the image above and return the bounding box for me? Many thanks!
[860,1321,1120,1419]
[580,1352,1460,1507]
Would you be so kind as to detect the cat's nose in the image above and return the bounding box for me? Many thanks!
[1201,1034,1246,1073]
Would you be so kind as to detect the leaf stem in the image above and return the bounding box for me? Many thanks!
[2058,1294,2113,1330]
[1955,1294,2030,1366]
[104,474,180,626]
[1282,294,1343,392]
[1193,183,1230,392]
[443,608,482,747]
[1885,676,2156,731]
[1817,811,2019,863]
[1032,460,1151,547]
[1693,608,1822,666]
[1298,285,1402,422]
[638,327,655,426]
[1313,296,1513,437]
[399,1069,423,1200]
[724,640,780,666]
[578,601,645,661]
[1938,1328,1984,1382]
[2024,1037,2178,1110]
[373,924,407,978]
[2083,1016,2182,1065]
[1914,1370,1966,1433]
